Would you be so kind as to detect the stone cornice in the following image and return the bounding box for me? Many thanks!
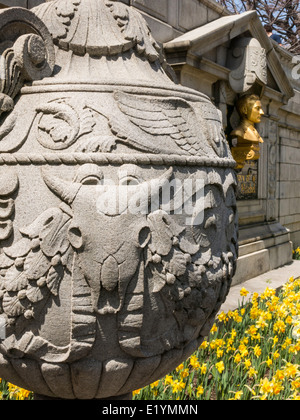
[164,11,295,103]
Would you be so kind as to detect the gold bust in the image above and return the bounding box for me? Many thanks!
[230,94,264,170]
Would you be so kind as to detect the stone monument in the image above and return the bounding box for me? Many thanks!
[0,0,238,399]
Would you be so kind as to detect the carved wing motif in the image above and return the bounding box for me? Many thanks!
[109,91,211,156]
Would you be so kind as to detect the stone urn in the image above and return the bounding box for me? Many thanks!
[0,0,238,399]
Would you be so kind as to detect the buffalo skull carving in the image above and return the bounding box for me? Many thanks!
[42,164,174,315]
[0,163,237,364]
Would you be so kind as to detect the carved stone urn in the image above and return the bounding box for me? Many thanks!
[0,0,238,399]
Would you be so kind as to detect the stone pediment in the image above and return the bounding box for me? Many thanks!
[164,11,294,103]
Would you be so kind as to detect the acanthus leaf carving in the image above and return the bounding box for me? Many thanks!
[105,0,163,64]
[32,0,81,44]
[0,8,55,118]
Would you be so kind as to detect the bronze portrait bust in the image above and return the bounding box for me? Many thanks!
[230,94,264,170]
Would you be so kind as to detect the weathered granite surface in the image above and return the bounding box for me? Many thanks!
[0,0,238,399]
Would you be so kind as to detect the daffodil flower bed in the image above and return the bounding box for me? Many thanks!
[133,276,300,400]
[1,276,300,400]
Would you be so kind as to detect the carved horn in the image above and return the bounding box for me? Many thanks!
[42,169,81,205]
[126,167,174,214]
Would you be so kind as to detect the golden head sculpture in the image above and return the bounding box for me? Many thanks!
[231,94,264,170]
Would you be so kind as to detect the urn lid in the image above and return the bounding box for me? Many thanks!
[32,0,173,85]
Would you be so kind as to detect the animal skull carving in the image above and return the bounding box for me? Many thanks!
[42,165,173,315]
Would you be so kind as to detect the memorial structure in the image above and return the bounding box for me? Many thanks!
[0,0,238,399]
[158,0,298,284]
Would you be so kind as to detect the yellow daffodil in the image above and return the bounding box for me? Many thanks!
[259,378,272,395]
[200,363,207,375]
[164,375,173,385]
[150,380,159,388]
[171,380,186,394]
[196,385,204,396]
[218,311,228,323]
[256,316,268,330]
[291,379,300,390]
[211,324,218,334]
[273,319,286,334]
[248,367,258,378]
[272,335,279,347]
[272,381,284,396]
[230,329,237,339]
[284,363,299,378]
[274,370,285,381]
[246,325,258,338]
[180,368,189,379]
[199,340,209,349]
[190,355,200,369]
[229,390,243,400]
[234,353,242,364]
[132,389,141,396]
[244,358,251,369]
[253,344,262,358]
[238,343,249,358]
[217,348,224,358]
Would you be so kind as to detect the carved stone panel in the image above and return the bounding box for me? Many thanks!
[236,160,258,200]
[266,119,279,221]
[227,37,267,94]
